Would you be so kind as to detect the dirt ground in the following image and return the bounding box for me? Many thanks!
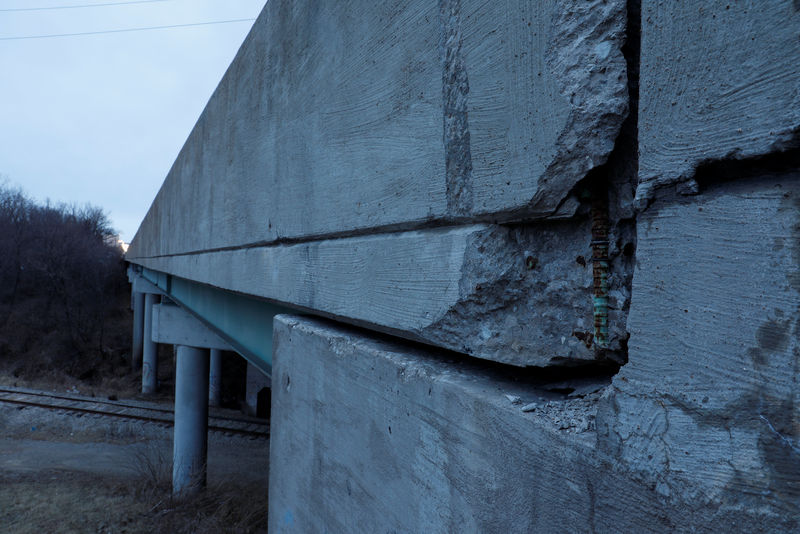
[0,393,269,533]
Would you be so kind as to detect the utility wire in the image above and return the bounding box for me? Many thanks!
[0,18,256,40]
[0,0,169,12]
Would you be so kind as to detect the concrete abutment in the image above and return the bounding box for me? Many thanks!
[269,315,796,532]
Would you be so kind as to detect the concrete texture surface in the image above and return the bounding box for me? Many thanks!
[126,0,627,260]
[269,315,795,533]
[637,0,800,205]
[598,174,800,518]
[134,221,623,367]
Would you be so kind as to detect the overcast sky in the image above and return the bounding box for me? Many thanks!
[0,0,266,242]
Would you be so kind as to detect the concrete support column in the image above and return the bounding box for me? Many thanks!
[142,293,160,394]
[173,345,210,495]
[131,291,145,369]
[208,349,222,407]
[245,362,270,417]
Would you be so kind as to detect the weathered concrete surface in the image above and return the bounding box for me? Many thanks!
[637,0,800,204]
[269,315,794,533]
[126,0,627,260]
[598,175,800,517]
[151,303,232,351]
[134,222,619,367]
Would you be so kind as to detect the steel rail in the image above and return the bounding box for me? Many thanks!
[0,387,265,426]
[0,390,268,438]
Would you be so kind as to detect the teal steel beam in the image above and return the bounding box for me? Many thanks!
[139,266,291,378]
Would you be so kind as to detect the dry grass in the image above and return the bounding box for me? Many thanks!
[0,469,267,534]
[128,440,268,534]
[0,471,155,534]
[0,440,267,534]
[145,481,268,534]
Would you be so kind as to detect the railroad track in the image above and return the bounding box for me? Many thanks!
[0,386,268,439]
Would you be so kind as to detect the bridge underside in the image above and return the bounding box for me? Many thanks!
[131,265,287,377]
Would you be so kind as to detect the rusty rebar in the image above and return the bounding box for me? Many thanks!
[590,188,610,350]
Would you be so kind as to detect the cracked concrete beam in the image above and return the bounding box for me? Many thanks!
[636,0,800,205]
[598,175,800,510]
[133,222,617,367]
[127,0,628,260]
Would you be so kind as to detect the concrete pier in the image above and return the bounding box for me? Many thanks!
[131,291,144,369]
[245,363,269,417]
[208,348,222,407]
[141,293,159,394]
[173,345,210,495]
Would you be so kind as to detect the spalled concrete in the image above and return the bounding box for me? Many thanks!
[126,0,627,260]
[636,0,800,205]
[598,174,800,518]
[134,221,625,367]
[269,315,794,533]
[442,0,629,219]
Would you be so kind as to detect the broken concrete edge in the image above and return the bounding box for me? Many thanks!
[525,0,629,216]
[634,142,800,213]
[269,314,793,532]
[127,219,633,368]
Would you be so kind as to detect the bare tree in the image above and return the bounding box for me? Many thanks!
[0,183,128,373]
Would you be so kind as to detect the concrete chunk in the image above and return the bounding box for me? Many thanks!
[637,1,800,204]
[135,222,603,367]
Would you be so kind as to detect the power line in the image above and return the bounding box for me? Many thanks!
[0,0,169,12]
[0,18,256,41]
